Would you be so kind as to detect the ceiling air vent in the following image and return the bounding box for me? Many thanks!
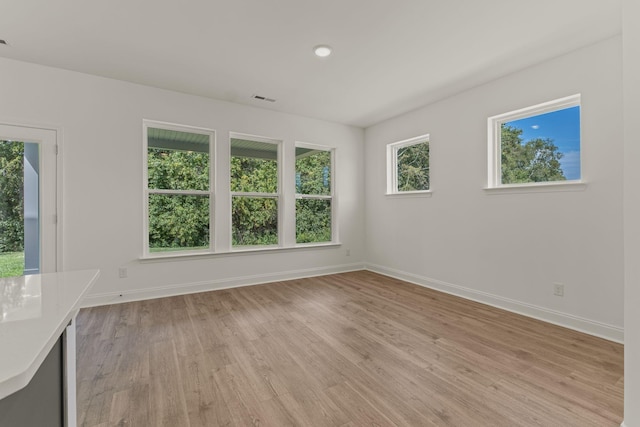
[251,94,276,103]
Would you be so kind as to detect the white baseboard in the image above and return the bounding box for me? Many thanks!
[82,261,623,343]
[366,263,624,344]
[81,262,366,308]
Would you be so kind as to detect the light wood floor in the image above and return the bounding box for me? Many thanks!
[76,271,623,426]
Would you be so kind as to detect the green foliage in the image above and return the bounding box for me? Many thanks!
[295,151,332,243]
[0,141,25,253]
[147,146,333,249]
[231,156,278,246]
[232,197,278,246]
[148,148,209,190]
[231,157,277,193]
[397,142,429,191]
[148,194,209,251]
[296,199,331,243]
[0,251,24,278]
[296,151,331,195]
[148,148,210,250]
[501,125,565,184]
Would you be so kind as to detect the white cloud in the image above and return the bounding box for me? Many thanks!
[531,125,540,130]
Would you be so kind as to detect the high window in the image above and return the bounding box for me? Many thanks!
[488,94,581,188]
[230,134,281,247]
[387,135,430,194]
[295,144,334,244]
[143,121,214,255]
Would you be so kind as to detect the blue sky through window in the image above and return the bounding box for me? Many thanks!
[504,105,581,180]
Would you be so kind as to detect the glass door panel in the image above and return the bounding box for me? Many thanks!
[0,125,57,278]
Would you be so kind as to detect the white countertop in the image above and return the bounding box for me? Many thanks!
[0,270,100,400]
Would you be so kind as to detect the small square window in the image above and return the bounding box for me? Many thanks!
[387,135,430,194]
[488,95,581,188]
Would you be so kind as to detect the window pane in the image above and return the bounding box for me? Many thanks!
[501,105,580,184]
[148,194,209,252]
[296,199,331,243]
[232,197,278,246]
[230,139,277,193]
[397,142,429,191]
[295,148,331,195]
[147,127,209,191]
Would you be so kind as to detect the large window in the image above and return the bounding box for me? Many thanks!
[230,134,281,247]
[488,94,581,188]
[387,135,430,194]
[295,144,334,244]
[143,123,338,257]
[143,121,214,255]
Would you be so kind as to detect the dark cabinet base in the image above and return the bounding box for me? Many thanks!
[0,336,63,427]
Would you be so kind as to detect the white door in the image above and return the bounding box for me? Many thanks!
[0,124,58,274]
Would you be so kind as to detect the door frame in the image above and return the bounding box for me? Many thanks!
[0,121,63,273]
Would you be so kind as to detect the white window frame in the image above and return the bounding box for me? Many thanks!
[229,132,282,250]
[295,142,337,245]
[487,94,583,191]
[142,120,216,257]
[386,134,431,196]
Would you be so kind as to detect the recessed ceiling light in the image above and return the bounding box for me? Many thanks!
[313,45,332,58]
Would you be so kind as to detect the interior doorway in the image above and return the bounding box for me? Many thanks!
[0,124,57,278]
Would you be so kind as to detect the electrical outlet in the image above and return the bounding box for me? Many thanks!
[118,267,128,279]
[553,283,564,297]
[346,248,351,256]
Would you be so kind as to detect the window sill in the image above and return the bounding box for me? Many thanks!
[386,190,433,198]
[483,181,587,195]
[139,242,342,262]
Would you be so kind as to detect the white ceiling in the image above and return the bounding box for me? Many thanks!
[0,0,622,128]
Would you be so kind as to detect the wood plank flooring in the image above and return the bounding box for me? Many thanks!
[76,271,624,426]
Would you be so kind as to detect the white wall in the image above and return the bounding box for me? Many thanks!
[0,34,626,343]
[623,0,640,424]
[0,58,365,304]
[364,37,624,341]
